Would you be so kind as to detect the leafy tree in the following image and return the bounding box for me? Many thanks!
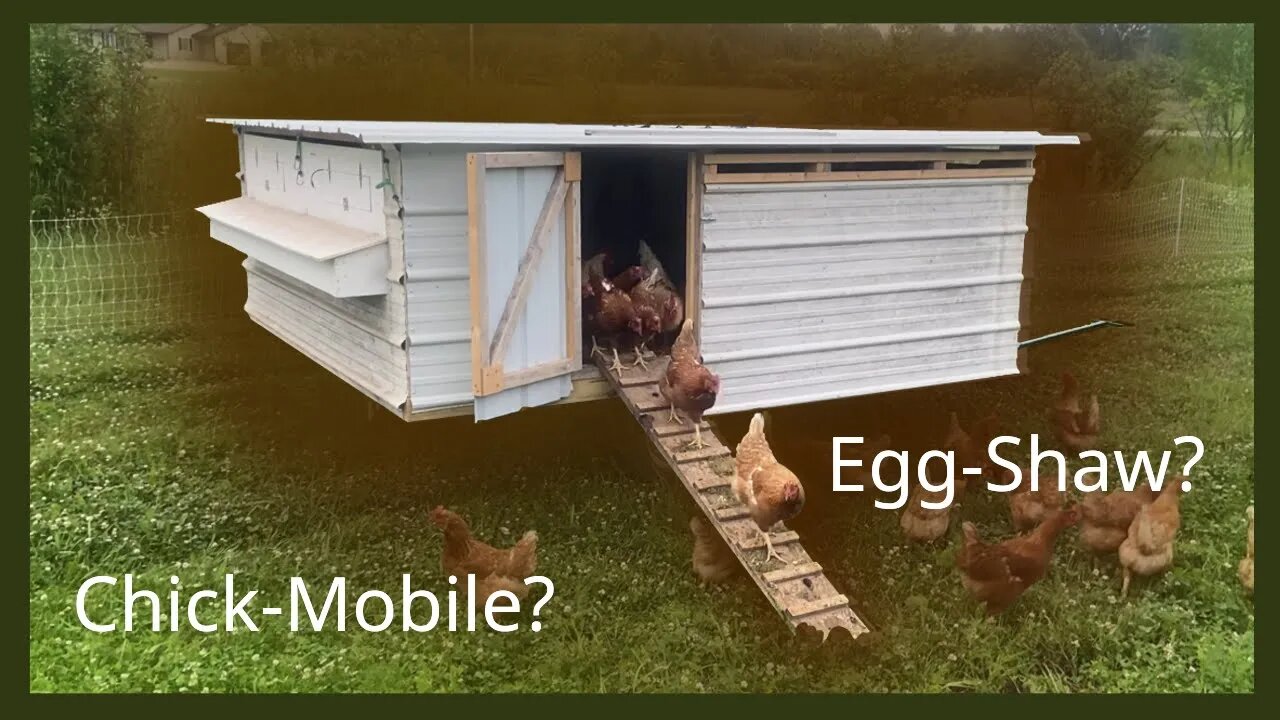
[29,24,154,217]
[1176,23,1254,172]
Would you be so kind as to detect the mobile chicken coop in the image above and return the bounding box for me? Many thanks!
[198,119,1080,640]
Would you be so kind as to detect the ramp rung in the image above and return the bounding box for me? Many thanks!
[622,385,668,412]
[713,505,751,521]
[694,474,733,491]
[736,530,800,551]
[675,445,730,463]
[646,413,708,438]
[763,561,824,584]
[786,594,850,620]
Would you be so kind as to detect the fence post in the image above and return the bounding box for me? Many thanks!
[1174,177,1186,256]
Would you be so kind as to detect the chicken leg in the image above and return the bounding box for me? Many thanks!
[590,336,607,360]
[1120,567,1132,599]
[758,527,784,564]
[609,348,627,376]
[630,344,651,370]
[684,424,708,450]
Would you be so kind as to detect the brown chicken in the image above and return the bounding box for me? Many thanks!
[629,268,685,353]
[1051,371,1100,453]
[587,276,646,374]
[1239,505,1254,596]
[1078,483,1160,554]
[941,411,1001,494]
[1118,478,1185,597]
[690,516,738,584]
[611,264,648,293]
[658,319,720,449]
[734,412,805,564]
[900,473,953,543]
[1004,467,1069,531]
[430,506,538,601]
[956,507,1080,616]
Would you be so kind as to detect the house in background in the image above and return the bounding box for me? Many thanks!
[134,23,211,61]
[191,24,274,67]
[69,23,273,68]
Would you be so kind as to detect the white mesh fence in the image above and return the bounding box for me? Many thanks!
[1031,178,1254,264]
[29,211,239,340]
[28,178,1253,341]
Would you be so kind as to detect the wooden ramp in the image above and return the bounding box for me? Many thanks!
[595,353,870,643]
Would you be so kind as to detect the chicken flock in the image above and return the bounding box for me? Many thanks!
[434,263,1251,623]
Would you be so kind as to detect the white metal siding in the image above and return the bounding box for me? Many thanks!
[400,149,475,411]
[244,259,408,410]
[699,177,1030,415]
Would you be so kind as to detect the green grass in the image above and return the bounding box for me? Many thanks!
[29,245,1253,693]
[1137,136,1254,188]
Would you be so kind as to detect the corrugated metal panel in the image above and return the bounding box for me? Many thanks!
[473,163,572,422]
[244,259,408,410]
[699,177,1030,416]
[212,118,1081,149]
[400,148,477,411]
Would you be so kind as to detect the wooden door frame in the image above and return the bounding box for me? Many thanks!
[468,151,582,397]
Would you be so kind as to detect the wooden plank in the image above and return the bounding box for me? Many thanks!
[466,154,488,396]
[564,175,581,369]
[685,152,703,337]
[675,445,731,464]
[737,530,800,551]
[705,167,1036,185]
[622,384,668,412]
[483,151,566,169]
[499,357,575,391]
[786,594,850,620]
[563,151,582,182]
[704,150,1036,165]
[763,561,824,584]
[714,505,751,522]
[485,168,568,372]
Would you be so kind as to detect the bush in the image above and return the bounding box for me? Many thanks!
[29,24,154,218]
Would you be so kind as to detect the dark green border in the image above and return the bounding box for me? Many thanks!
[9,5,1262,705]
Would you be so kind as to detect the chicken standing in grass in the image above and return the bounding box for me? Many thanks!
[734,412,805,564]
[899,472,954,543]
[1004,467,1069,532]
[1118,478,1185,598]
[1239,505,1254,596]
[955,507,1080,616]
[658,320,719,449]
[430,506,538,603]
[1078,483,1160,554]
[1051,371,1100,453]
[941,411,1001,495]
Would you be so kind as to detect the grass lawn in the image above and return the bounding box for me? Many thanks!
[30,235,1253,692]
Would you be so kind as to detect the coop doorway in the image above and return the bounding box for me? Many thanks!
[579,150,693,363]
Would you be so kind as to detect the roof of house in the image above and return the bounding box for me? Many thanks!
[208,118,1082,149]
[133,23,198,35]
[192,24,246,40]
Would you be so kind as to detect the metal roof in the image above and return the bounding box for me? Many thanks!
[209,118,1081,149]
